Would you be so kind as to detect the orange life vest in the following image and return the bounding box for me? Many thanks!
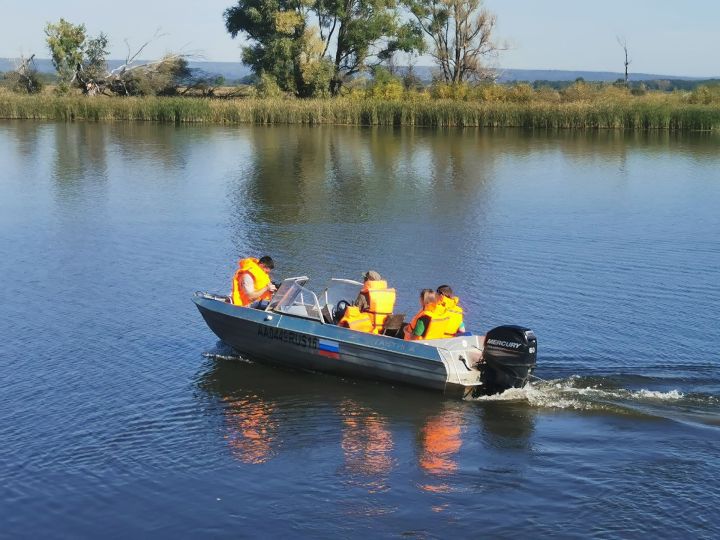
[403,303,450,341]
[231,258,272,306]
[439,295,464,337]
[338,306,373,333]
[362,280,396,334]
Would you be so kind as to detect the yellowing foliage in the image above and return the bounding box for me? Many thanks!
[274,11,303,35]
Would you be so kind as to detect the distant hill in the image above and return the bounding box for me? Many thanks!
[408,66,713,83]
[1,58,716,84]
[496,68,711,83]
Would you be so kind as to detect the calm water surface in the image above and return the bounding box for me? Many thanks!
[1,122,719,538]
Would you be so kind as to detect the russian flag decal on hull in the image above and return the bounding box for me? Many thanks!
[318,339,340,359]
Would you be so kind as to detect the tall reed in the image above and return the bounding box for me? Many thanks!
[1,94,719,130]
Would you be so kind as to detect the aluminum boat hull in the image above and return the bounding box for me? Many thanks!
[193,294,487,396]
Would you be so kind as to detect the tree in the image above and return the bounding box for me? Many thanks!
[45,19,109,95]
[224,0,309,95]
[316,0,424,95]
[131,56,185,96]
[406,0,504,84]
[3,54,43,94]
[617,35,630,86]
[76,33,109,95]
[224,0,424,96]
[297,27,335,97]
[107,56,194,96]
[45,19,86,93]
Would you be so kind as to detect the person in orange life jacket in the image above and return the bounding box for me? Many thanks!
[436,285,467,336]
[343,270,396,333]
[404,289,450,341]
[353,270,382,311]
[231,255,277,307]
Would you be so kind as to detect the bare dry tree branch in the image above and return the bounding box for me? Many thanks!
[113,28,169,77]
[617,35,631,84]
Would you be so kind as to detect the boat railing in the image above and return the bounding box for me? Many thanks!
[194,291,230,302]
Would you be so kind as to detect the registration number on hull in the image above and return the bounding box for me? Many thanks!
[257,326,341,359]
[257,326,318,348]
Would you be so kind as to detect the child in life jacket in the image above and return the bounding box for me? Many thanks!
[404,289,450,340]
[436,285,466,337]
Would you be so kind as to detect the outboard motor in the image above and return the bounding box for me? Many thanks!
[480,325,537,394]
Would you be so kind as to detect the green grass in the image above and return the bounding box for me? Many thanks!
[1,94,720,130]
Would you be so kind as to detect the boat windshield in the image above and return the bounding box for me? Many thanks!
[268,277,323,322]
[321,278,363,312]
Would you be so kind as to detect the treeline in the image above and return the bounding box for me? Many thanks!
[2,0,504,98]
[223,0,503,97]
[528,78,720,93]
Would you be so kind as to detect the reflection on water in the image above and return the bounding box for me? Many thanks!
[223,395,277,464]
[339,400,394,493]
[418,407,465,494]
[419,413,463,474]
[197,358,539,502]
[476,401,536,450]
[52,123,108,188]
[112,122,190,171]
[232,127,498,226]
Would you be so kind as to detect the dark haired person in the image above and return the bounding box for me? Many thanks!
[436,285,466,337]
[231,255,277,307]
[403,289,450,341]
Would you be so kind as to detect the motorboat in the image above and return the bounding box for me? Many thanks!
[193,277,537,397]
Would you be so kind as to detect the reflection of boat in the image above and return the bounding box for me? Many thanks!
[194,277,537,397]
[222,396,277,464]
[339,400,394,492]
[418,409,465,494]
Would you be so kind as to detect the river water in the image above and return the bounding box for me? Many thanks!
[1,121,719,538]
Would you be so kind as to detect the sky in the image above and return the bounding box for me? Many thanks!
[2,0,718,77]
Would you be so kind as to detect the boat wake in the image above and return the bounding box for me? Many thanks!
[201,342,719,428]
[202,346,253,364]
[469,374,720,427]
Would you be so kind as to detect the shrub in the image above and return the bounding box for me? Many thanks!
[109,56,192,97]
[474,83,507,102]
[2,67,43,94]
[687,85,720,105]
[299,58,333,98]
[366,68,405,100]
[630,83,648,97]
[533,86,561,103]
[561,81,596,102]
[506,83,534,103]
[255,72,283,98]
[431,82,471,100]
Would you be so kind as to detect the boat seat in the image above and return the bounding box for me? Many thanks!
[381,314,406,338]
[305,305,323,321]
[321,305,334,324]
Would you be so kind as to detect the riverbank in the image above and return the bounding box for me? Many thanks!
[2,94,720,129]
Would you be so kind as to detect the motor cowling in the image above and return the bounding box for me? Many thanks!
[480,325,537,394]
